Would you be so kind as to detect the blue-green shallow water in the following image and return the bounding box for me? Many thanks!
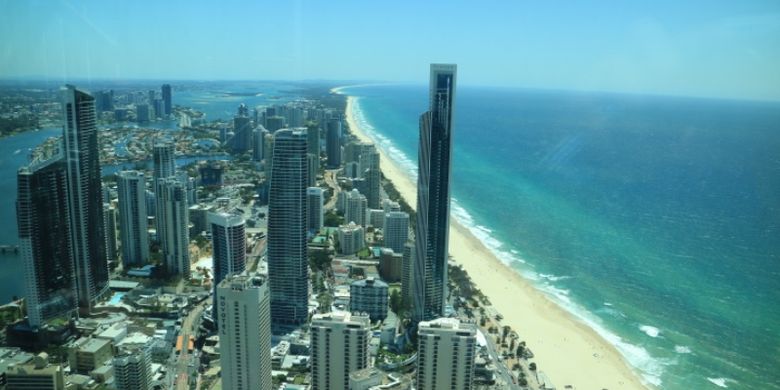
[343,85,780,389]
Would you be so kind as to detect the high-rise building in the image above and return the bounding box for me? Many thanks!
[113,344,152,390]
[337,222,365,256]
[135,104,150,123]
[307,153,319,187]
[306,187,324,232]
[345,189,367,227]
[17,155,78,328]
[326,119,342,168]
[267,129,309,326]
[350,277,389,322]
[414,64,457,322]
[161,84,172,116]
[62,85,109,310]
[231,115,253,153]
[116,171,150,267]
[216,274,273,390]
[401,240,415,303]
[156,178,189,277]
[416,318,476,390]
[307,125,320,157]
[383,211,409,254]
[360,145,381,209]
[253,126,269,161]
[263,132,275,176]
[152,142,175,183]
[266,116,286,132]
[310,312,371,390]
[210,212,246,317]
[103,203,118,264]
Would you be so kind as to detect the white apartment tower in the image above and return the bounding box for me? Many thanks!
[116,170,149,267]
[216,274,273,390]
[307,187,324,232]
[416,318,477,390]
[310,312,371,390]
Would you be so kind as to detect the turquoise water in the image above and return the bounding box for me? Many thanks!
[343,85,780,389]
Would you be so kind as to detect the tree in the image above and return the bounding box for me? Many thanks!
[389,290,402,314]
[516,343,526,358]
[529,362,537,371]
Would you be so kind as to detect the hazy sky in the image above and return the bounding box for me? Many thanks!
[1,0,779,100]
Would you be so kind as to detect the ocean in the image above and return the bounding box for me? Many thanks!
[343,84,780,389]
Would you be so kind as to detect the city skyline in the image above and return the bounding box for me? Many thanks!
[1,1,779,101]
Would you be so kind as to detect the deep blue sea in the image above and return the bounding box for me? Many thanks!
[343,85,780,389]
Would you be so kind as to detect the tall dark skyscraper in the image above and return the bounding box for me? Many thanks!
[413,64,457,322]
[326,119,342,168]
[17,155,78,328]
[62,85,109,310]
[161,84,172,116]
[267,129,309,326]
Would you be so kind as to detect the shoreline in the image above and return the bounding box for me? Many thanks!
[341,91,651,390]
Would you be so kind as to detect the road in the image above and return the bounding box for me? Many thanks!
[481,328,521,388]
[175,299,209,390]
[323,170,341,210]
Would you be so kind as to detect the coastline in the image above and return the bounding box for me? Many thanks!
[342,92,651,390]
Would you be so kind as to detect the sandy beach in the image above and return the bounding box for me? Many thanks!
[343,93,650,390]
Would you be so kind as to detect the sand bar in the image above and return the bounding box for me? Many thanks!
[343,93,651,390]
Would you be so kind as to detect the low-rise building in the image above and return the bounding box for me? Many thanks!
[5,353,65,390]
[67,337,113,374]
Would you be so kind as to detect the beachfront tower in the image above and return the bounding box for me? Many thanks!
[17,155,78,328]
[413,64,457,322]
[216,274,273,390]
[310,312,371,390]
[116,171,150,267]
[267,129,309,326]
[416,317,476,390]
[62,85,109,310]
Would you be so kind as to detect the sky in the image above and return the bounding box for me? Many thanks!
[1,0,779,100]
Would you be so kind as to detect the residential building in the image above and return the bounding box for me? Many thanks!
[350,277,389,322]
[62,85,109,310]
[156,178,189,277]
[337,222,365,256]
[416,318,476,390]
[210,212,246,317]
[383,211,409,254]
[414,64,457,322]
[216,274,273,390]
[116,171,150,267]
[345,189,367,227]
[267,129,309,326]
[17,154,77,328]
[310,312,370,390]
[326,119,342,168]
[307,187,324,232]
